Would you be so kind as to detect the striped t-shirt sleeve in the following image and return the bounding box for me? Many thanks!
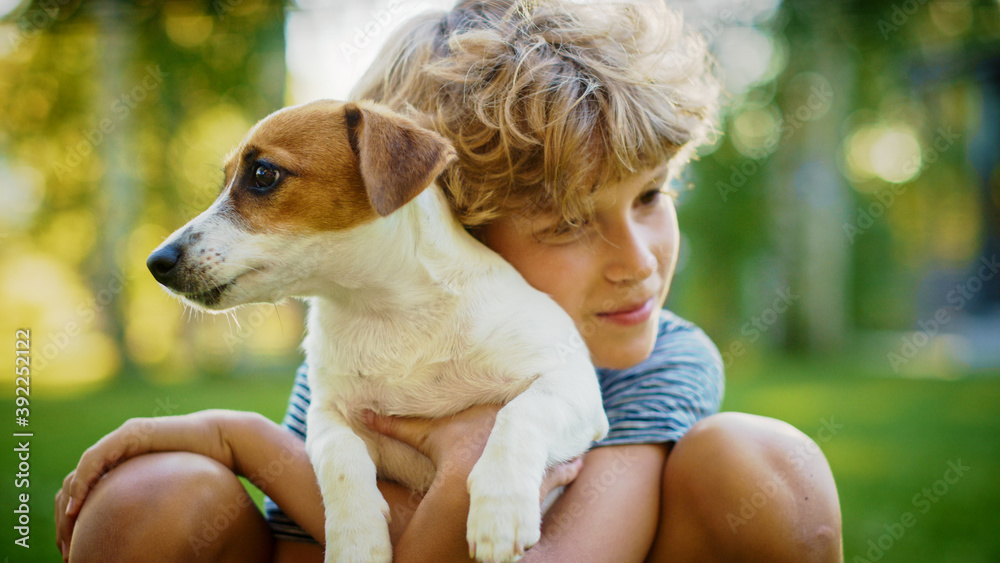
[593,309,725,447]
[263,363,314,542]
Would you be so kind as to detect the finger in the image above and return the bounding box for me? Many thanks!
[55,471,77,561]
[65,421,145,517]
[554,457,584,485]
[540,457,584,503]
[65,450,112,517]
[362,410,434,452]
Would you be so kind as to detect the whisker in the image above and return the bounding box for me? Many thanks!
[221,261,265,274]
[273,302,284,337]
[231,310,243,334]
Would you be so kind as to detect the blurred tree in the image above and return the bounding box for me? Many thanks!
[1,0,288,378]
[671,0,1000,365]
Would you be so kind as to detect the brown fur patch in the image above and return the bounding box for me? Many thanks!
[219,100,456,235]
[222,100,377,234]
[346,102,458,216]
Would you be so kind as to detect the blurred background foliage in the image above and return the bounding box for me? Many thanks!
[0,0,999,561]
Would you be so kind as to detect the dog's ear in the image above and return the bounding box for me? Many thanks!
[343,102,457,217]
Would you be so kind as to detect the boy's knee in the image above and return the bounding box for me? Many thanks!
[71,452,264,563]
[665,412,842,562]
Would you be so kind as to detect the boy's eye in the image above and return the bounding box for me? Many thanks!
[551,221,587,237]
[536,219,593,243]
[638,188,662,206]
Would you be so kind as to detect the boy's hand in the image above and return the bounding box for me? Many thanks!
[363,405,583,504]
[363,404,499,477]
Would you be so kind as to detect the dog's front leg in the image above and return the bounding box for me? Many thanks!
[305,403,392,563]
[465,367,607,563]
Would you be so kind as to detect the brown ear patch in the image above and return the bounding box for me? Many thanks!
[345,102,457,216]
[222,100,378,234]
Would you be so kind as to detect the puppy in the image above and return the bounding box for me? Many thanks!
[147,100,608,562]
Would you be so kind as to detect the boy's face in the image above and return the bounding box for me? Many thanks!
[479,165,678,370]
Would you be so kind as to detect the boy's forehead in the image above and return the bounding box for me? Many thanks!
[596,163,672,192]
[497,161,675,227]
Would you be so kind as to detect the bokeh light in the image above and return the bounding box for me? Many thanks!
[714,26,779,93]
[845,123,922,186]
[730,105,781,158]
[0,252,121,394]
[870,126,922,184]
[0,160,43,231]
[164,4,214,49]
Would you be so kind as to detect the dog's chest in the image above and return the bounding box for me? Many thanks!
[344,356,525,417]
[308,320,533,421]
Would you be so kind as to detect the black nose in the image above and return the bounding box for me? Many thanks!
[147,243,183,286]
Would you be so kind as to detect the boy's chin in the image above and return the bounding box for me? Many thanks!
[590,327,659,371]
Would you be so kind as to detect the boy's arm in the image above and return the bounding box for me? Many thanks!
[225,412,327,542]
[372,409,669,563]
[61,410,327,544]
[526,443,668,562]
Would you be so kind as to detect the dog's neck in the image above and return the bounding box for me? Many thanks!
[306,186,490,320]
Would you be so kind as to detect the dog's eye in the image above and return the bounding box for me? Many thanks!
[253,162,280,191]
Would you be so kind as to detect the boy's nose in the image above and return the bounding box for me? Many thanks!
[604,224,657,284]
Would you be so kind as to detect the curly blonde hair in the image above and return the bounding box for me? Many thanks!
[351,0,720,227]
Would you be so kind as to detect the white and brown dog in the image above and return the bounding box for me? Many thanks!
[146,100,608,563]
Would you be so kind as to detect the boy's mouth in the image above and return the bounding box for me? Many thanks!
[597,297,655,326]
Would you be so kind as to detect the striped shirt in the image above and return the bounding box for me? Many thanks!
[264,308,724,542]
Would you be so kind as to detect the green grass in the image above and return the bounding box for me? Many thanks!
[2,357,998,562]
[722,356,1000,563]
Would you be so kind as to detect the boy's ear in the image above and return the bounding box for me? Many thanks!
[343,102,457,217]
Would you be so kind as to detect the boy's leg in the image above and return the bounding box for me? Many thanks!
[69,452,274,563]
[68,451,426,563]
[648,412,843,563]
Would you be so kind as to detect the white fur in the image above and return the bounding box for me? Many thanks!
[154,182,609,563]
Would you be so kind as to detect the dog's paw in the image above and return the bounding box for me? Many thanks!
[466,465,540,563]
[323,497,392,563]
